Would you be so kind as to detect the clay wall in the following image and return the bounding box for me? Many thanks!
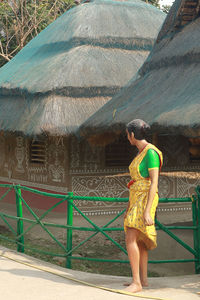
[0,134,199,215]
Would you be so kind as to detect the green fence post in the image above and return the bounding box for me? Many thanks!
[66,192,73,268]
[15,185,24,253]
[192,195,199,273]
[196,187,200,273]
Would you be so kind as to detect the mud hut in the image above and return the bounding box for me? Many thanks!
[0,0,165,214]
[80,0,200,202]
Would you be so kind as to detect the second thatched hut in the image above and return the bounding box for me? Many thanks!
[80,0,200,206]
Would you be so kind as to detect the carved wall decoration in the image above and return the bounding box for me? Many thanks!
[158,176,174,198]
[73,176,128,197]
[15,136,25,173]
[0,132,198,217]
[4,160,15,179]
[49,150,65,183]
[72,175,129,211]
[28,173,48,183]
[48,137,65,183]
[49,161,65,182]
[72,175,175,201]
[70,166,128,175]
[177,177,200,198]
[72,173,199,215]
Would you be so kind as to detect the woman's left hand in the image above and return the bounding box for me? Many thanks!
[143,210,154,226]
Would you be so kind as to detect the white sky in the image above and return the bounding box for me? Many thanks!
[159,0,174,7]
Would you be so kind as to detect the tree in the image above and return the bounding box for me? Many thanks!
[146,0,160,9]
[0,0,75,67]
[161,4,172,13]
[0,0,162,68]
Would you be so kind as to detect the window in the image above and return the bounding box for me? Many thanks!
[189,138,200,162]
[105,135,136,167]
[30,139,46,165]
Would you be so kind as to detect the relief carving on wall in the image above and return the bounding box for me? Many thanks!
[48,137,65,183]
[72,173,199,215]
[72,175,129,209]
[177,177,200,198]
[0,135,15,179]
[158,176,174,198]
[28,173,48,183]
[72,175,174,203]
[15,136,25,173]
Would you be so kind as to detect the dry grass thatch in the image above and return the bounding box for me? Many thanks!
[0,0,165,136]
[80,0,200,140]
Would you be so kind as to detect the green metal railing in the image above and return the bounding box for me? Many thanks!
[0,183,199,273]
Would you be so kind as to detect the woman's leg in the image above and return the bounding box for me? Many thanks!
[125,227,142,293]
[138,241,148,287]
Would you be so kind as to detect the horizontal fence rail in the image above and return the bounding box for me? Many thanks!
[0,184,199,273]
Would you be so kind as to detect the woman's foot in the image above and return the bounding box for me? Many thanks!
[124,282,142,293]
[123,280,148,287]
[141,279,148,287]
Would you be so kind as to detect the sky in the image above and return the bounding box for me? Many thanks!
[159,0,174,7]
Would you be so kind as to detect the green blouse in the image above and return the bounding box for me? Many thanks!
[139,149,160,178]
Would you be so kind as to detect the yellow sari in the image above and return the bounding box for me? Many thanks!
[124,144,163,250]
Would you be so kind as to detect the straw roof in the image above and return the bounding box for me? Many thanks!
[80,0,200,140]
[0,0,165,136]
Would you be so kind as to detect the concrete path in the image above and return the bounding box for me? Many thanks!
[0,246,200,300]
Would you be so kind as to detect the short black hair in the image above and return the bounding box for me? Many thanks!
[126,119,150,140]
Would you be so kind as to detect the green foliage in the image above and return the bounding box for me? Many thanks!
[161,4,172,13]
[146,0,160,9]
[0,0,75,67]
[0,0,162,68]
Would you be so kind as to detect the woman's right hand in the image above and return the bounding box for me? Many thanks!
[143,209,154,226]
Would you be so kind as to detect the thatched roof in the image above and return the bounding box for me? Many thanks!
[0,0,165,136]
[80,0,200,140]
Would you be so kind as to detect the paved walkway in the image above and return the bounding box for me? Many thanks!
[0,246,200,300]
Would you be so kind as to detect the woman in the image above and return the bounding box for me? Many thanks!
[124,119,163,293]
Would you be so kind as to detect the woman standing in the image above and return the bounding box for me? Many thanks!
[124,119,163,293]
